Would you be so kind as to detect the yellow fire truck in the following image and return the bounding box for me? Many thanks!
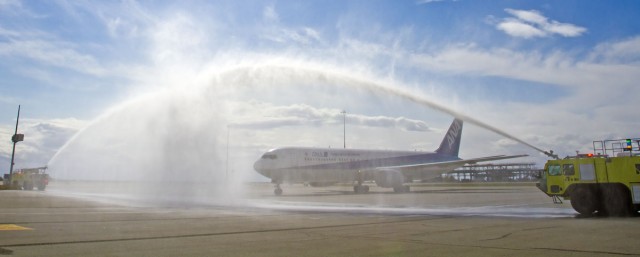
[537,138,640,216]
[3,166,49,191]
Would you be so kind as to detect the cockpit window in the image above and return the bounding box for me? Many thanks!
[548,165,561,176]
[261,154,277,160]
[563,164,575,176]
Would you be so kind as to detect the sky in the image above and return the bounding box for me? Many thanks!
[1,0,640,181]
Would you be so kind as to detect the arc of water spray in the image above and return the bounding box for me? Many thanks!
[49,62,557,171]
[221,64,556,159]
[362,81,557,159]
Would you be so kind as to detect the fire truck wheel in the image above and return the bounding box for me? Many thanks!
[602,185,632,217]
[11,181,20,190]
[23,181,34,191]
[570,186,598,215]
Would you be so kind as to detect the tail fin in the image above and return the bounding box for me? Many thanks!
[435,119,463,157]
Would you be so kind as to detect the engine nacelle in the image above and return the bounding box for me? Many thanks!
[373,169,405,188]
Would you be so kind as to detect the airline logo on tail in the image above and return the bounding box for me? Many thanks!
[445,120,462,149]
[436,119,463,157]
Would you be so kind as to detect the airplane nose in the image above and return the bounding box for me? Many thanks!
[253,159,262,171]
[253,159,269,177]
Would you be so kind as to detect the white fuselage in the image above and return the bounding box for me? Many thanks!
[253,119,526,195]
[253,147,458,184]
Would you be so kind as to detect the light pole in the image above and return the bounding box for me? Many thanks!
[9,105,23,186]
[341,110,346,149]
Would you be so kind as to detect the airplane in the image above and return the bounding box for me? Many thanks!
[253,118,527,195]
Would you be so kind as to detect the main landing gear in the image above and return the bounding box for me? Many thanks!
[353,171,369,194]
[274,184,283,196]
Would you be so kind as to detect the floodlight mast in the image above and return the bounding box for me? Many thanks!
[8,105,22,185]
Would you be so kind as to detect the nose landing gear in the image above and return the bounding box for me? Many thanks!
[353,184,370,193]
[274,184,283,196]
[353,171,369,193]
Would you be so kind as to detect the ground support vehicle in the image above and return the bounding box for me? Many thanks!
[3,167,49,191]
[537,138,640,216]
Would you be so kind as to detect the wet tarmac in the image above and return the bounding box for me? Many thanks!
[1,182,639,256]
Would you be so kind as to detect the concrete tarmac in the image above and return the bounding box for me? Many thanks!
[1,182,639,256]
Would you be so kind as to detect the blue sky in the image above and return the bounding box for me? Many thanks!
[1,0,640,180]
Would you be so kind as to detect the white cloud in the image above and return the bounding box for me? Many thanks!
[497,19,546,39]
[0,118,87,171]
[259,4,321,45]
[303,27,321,41]
[66,0,151,40]
[407,41,640,95]
[544,21,586,37]
[496,9,586,38]
[0,30,108,76]
[150,13,209,64]
[590,36,640,64]
[261,25,322,45]
[505,8,548,25]
[416,0,450,5]
[106,17,124,37]
[263,5,279,22]
[228,102,434,132]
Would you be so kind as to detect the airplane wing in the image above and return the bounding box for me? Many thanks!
[375,154,528,174]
